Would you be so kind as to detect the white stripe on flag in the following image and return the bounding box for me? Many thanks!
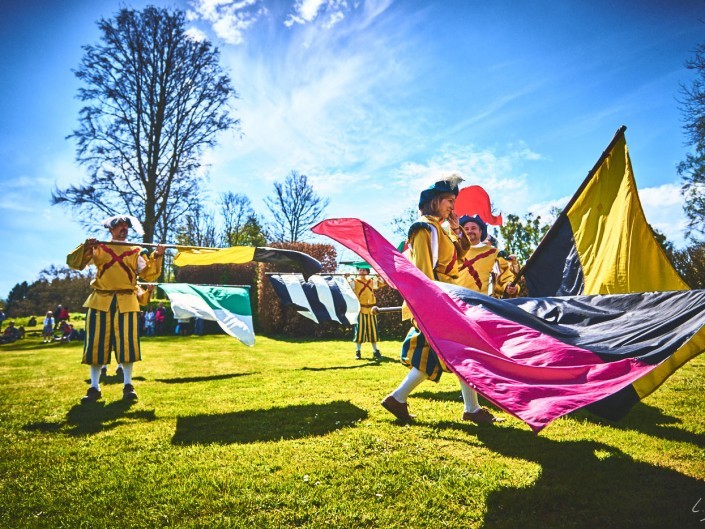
[278,275,320,323]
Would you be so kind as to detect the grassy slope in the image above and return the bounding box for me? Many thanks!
[0,334,703,528]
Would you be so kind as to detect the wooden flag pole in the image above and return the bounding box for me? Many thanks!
[138,282,251,288]
[93,240,217,251]
[371,306,402,314]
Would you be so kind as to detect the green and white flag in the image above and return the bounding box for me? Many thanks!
[159,283,255,346]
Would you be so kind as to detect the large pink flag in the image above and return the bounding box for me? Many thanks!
[312,218,665,432]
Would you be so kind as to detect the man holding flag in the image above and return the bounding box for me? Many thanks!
[346,264,385,360]
[67,215,165,404]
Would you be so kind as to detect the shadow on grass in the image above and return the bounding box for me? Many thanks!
[23,402,156,436]
[438,422,705,529]
[569,402,705,447]
[172,400,367,445]
[0,339,84,352]
[85,375,147,385]
[301,358,395,371]
[414,389,464,402]
[155,372,256,384]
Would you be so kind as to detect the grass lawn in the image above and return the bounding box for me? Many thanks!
[0,332,703,528]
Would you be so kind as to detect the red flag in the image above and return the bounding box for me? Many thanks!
[455,185,503,225]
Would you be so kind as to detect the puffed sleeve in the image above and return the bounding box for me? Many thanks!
[66,242,93,271]
[138,251,164,282]
[409,227,436,281]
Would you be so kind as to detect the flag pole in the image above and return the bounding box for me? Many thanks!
[138,282,251,288]
[371,306,402,314]
[511,125,627,287]
[94,240,217,251]
[263,272,381,277]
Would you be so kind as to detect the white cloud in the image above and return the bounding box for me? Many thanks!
[639,182,682,207]
[639,183,687,247]
[187,0,266,44]
[284,0,351,28]
[185,27,208,41]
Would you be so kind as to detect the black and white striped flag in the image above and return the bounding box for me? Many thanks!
[267,274,360,325]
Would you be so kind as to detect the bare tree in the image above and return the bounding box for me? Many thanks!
[220,192,267,246]
[264,171,329,242]
[52,6,238,243]
[174,203,218,248]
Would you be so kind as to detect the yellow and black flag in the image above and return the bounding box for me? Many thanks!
[174,246,321,280]
[521,126,698,420]
[523,126,688,297]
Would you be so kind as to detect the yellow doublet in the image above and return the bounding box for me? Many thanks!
[457,244,521,298]
[350,276,385,315]
[67,242,163,312]
[492,256,521,298]
[401,215,471,381]
[408,216,468,284]
[457,244,498,294]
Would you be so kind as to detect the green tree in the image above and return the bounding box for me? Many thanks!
[265,171,329,243]
[52,6,238,244]
[389,206,418,243]
[671,243,705,288]
[5,268,91,317]
[678,40,705,243]
[498,213,551,263]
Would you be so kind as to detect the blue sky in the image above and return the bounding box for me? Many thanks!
[1,0,703,300]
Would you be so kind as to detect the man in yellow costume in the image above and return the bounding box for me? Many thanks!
[347,264,385,360]
[67,215,164,404]
[455,215,519,298]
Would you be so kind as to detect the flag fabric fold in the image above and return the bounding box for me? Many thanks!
[312,218,705,432]
[455,185,503,225]
[268,274,360,325]
[522,129,688,297]
[158,283,255,346]
[174,246,322,280]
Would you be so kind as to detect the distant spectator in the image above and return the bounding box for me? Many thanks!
[1,322,21,344]
[0,309,5,331]
[53,305,63,330]
[59,321,72,342]
[144,308,155,336]
[177,317,191,336]
[58,306,70,325]
[194,317,205,336]
[155,303,166,335]
[42,311,55,343]
[138,311,146,336]
[27,316,37,327]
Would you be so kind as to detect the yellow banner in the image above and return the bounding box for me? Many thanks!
[174,247,256,267]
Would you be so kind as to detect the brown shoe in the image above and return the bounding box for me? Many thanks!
[381,395,415,422]
[462,407,505,424]
[81,386,102,404]
[122,384,138,402]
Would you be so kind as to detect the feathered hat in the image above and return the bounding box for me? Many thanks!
[101,215,145,237]
[418,173,464,208]
[459,214,488,242]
